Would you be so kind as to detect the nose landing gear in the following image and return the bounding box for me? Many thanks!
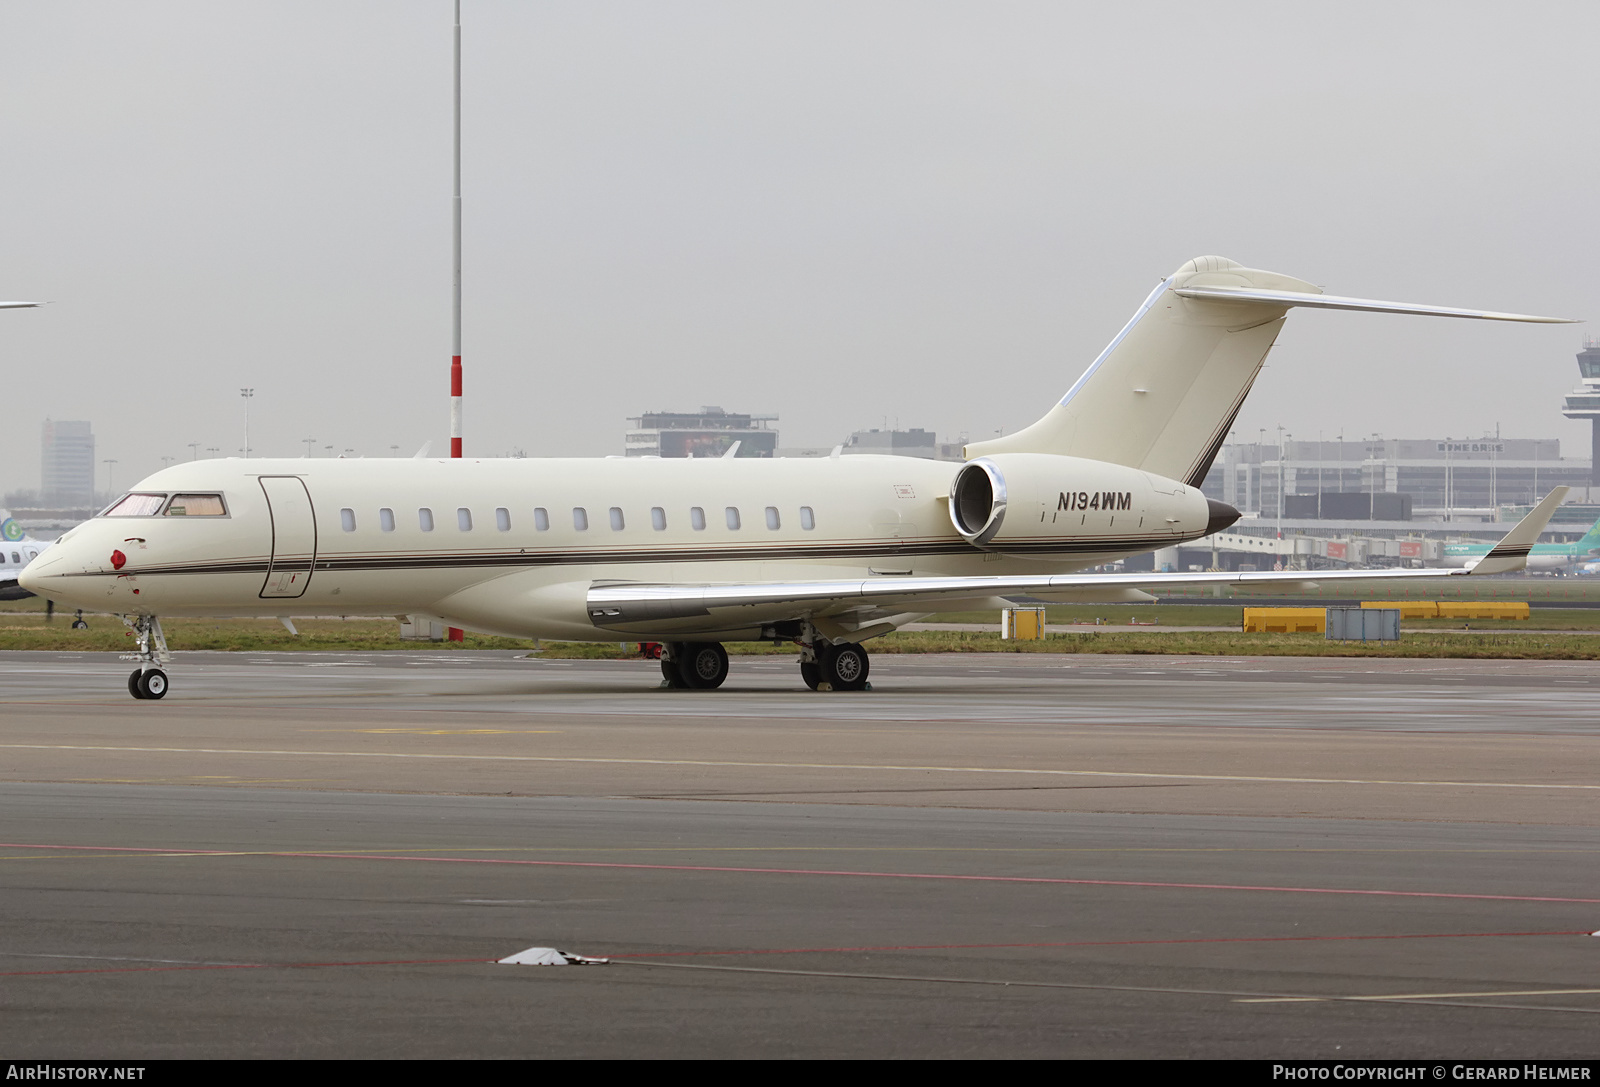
[121,614,171,700]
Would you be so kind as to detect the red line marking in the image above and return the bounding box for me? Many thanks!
[605,930,1592,959]
[0,957,489,978]
[5,841,1599,903]
[5,934,1586,981]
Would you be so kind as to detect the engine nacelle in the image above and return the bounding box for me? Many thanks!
[948,453,1235,557]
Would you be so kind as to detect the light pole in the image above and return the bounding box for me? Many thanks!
[240,388,255,457]
[188,442,199,461]
[102,459,117,496]
[303,438,317,458]
[1275,425,1286,542]
[1446,432,1459,521]
[206,446,219,458]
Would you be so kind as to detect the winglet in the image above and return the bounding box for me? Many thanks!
[1470,487,1571,575]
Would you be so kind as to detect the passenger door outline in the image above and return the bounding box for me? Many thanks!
[259,476,317,599]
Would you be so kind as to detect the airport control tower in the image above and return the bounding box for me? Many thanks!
[1561,338,1600,488]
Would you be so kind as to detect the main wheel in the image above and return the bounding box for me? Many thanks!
[676,641,729,690]
[137,668,169,700]
[128,669,147,700]
[821,642,869,691]
[799,660,820,690]
[660,653,688,689]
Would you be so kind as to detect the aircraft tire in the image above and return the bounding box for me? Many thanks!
[128,669,147,700]
[799,661,820,691]
[137,668,169,700]
[677,641,728,690]
[660,653,688,689]
[821,642,869,691]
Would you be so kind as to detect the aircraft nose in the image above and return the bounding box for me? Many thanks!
[17,555,51,595]
[1205,499,1241,535]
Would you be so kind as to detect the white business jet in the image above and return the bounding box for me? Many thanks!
[20,256,1574,699]
[0,511,54,602]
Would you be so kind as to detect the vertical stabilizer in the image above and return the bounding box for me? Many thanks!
[965,256,1315,485]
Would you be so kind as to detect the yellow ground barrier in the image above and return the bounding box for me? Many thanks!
[1242,608,1326,634]
[1434,601,1530,620]
[1362,600,1438,619]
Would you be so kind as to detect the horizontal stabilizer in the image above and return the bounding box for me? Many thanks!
[1172,285,1576,324]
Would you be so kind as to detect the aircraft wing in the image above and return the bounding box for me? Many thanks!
[588,490,1570,631]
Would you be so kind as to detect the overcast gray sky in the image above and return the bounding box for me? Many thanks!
[3,1,1596,493]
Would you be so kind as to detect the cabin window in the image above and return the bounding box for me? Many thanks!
[800,506,815,530]
[103,493,166,517]
[534,507,550,531]
[765,506,780,530]
[651,507,666,531]
[725,506,741,530]
[164,494,227,517]
[690,507,706,531]
[458,508,473,531]
[496,507,511,532]
[379,507,396,532]
[573,507,589,531]
[609,507,625,531]
[340,508,356,532]
[419,507,434,532]
[9,552,17,564]
[25,549,37,561]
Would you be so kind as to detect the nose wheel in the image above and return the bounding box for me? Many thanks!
[120,614,172,700]
[128,668,169,700]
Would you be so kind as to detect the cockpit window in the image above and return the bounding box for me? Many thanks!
[102,493,167,517]
[164,494,227,517]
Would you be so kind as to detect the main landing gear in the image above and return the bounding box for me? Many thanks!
[652,628,872,693]
[798,634,870,692]
[122,614,171,700]
[659,641,730,690]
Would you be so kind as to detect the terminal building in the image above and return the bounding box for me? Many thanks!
[624,407,778,458]
[1201,436,1592,526]
[840,427,965,461]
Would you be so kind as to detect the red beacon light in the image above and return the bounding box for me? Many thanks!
[109,550,126,570]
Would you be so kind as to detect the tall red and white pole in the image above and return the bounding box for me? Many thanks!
[450,0,463,460]
[447,0,465,641]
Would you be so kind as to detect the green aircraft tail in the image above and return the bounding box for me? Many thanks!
[1576,516,1600,549]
